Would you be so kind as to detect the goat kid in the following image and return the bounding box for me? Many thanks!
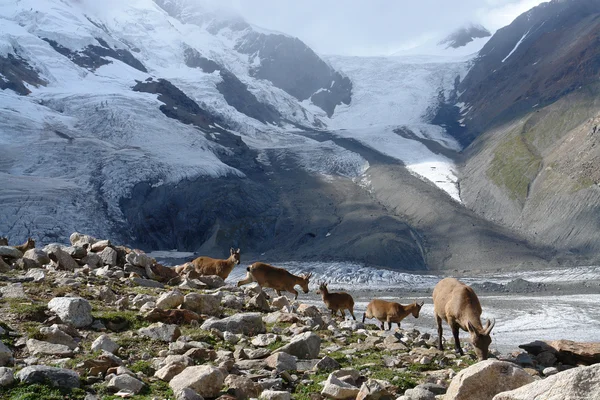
[317,282,356,320]
[185,248,241,280]
[433,277,495,361]
[363,299,424,330]
[237,262,312,300]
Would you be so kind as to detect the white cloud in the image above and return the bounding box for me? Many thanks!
[193,0,549,56]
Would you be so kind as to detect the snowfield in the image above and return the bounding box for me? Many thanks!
[1,0,478,242]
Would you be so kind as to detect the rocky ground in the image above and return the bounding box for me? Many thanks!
[0,234,599,399]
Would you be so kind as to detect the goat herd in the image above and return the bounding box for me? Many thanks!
[177,248,496,361]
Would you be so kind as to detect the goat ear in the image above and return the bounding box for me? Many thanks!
[236,248,240,254]
[230,247,234,254]
[484,318,496,335]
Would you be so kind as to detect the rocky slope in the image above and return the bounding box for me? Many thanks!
[451,0,600,263]
[1,235,598,400]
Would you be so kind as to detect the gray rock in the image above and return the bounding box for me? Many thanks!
[39,325,77,349]
[417,383,447,395]
[271,296,290,310]
[25,269,46,282]
[15,257,40,270]
[542,367,559,376]
[321,374,359,399]
[48,297,93,328]
[0,246,23,259]
[175,388,205,400]
[0,367,14,387]
[403,387,436,400]
[169,365,224,398]
[195,275,226,288]
[98,247,118,267]
[331,369,360,384]
[138,322,181,342]
[0,257,10,273]
[91,334,119,354]
[276,331,321,359]
[155,363,187,382]
[81,252,102,268]
[493,363,600,400]
[43,244,79,271]
[131,277,164,288]
[248,291,271,312]
[446,360,535,400]
[26,339,73,357]
[200,313,266,335]
[66,245,88,260]
[224,374,262,400]
[265,352,297,371]
[156,290,185,310]
[356,379,391,400]
[132,294,156,308]
[16,365,80,388]
[183,293,221,316]
[314,356,340,371]
[126,251,154,268]
[221,294,244,310]
[0,343,13,367]
[0,283,26,298]
[70,232,98,246]
[252,333,279,347]
[260,390,291,400]
[108,374,145,394]
[339,320,364,330]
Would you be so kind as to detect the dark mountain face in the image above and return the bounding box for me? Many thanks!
[438,24,491,49]
[233,32,352,117]
[455,0,600,146]
[153,0,352,117]
[0,53,46,95]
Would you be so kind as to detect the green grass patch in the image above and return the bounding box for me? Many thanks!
[130,360,155,376]
[3,299,47,321]
[487,132,541,202]
[93,310,148,331]
[293,372,328,400]
[92,379,174,400]
[0,383,86,400]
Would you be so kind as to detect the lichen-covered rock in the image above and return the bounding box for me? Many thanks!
[23,248,50,265]
[98,247,118,267]
[265,352,297,371]
[107,374,145,394]
[492,363,600,400]
[91,334,119,354]
[169,365,224,398]
[26,339,73,357]
[16,365,80,388]
[321,374,360,399]
[446,360,535,400]
[0,342,13,367]
[0,283,26,298]
[39,325,77,349]
[0,246,23,259]
[0,367,14,387]
[183,293,220,316]
[201,313,265,335]
[156,290,185,310]
[260,390,291,400]
[48,297,93,327]
[43,244,78,271]
[225,374,262,399]
[276,331,320,359]
[138,322,181,342]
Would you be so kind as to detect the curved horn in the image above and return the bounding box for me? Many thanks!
[484,318,496,335]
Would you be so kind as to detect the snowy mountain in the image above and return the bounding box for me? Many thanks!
[2,0,580,271]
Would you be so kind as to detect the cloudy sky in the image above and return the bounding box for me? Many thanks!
[201,0,548,56]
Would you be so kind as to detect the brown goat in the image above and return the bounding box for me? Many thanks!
[0,237,8,246]
[363,299,424,330]
[433,277,495,361]
[237,262,312,300]
[14,238,35,253]
[185,248,241,280]
[317,282,356,320]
